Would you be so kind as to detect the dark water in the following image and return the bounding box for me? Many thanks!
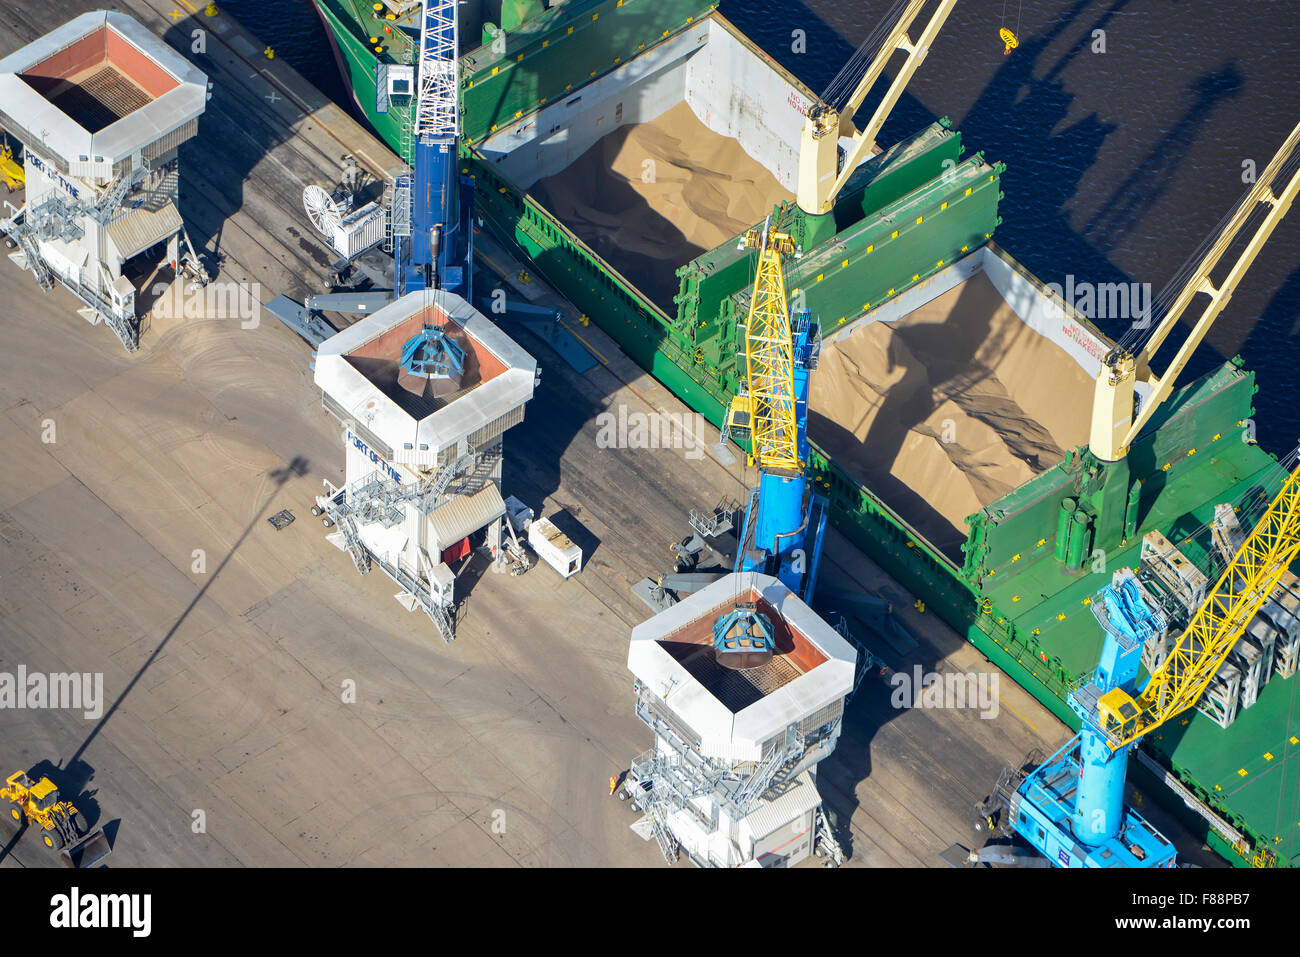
[213,0,348,105]
[721,0,1300,454]
[229,0,1300,453]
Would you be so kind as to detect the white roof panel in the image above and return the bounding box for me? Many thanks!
[314,290,536,467]
[628,572,856,757]
[740,770,822,842]
[0,11,206,165]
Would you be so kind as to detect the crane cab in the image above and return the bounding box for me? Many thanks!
[1097,687,1142,740]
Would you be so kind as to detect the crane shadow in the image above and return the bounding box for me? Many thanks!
[68,455,311,771]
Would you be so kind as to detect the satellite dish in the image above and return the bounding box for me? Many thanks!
[303,184,344,238]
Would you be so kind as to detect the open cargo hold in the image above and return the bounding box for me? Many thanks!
[455,1,1299,866]
[468,10,1002,429]
[528,101,794,311]
[811,266,1095,554]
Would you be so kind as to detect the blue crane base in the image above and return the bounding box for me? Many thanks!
[395,137,474,299]
[1011,734,1177,868]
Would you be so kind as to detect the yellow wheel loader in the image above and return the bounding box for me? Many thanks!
[0,144,22,192]
[2,770,111,868]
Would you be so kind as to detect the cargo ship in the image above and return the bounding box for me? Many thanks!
[311,0,1299,867]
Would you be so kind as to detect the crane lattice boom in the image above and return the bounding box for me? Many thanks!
[741,223,802,475]
[1100,461,1300,748]
[413,0,459,139]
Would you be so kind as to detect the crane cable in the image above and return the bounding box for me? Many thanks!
[819,0,912,111]
[1119,130,1300,359]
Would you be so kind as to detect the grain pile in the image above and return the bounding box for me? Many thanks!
[530,101,793,310]
[810,274,1093,552]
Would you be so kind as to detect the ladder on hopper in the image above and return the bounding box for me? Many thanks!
[10,227,53,290]
[419,443,497,511]
[89,166,148,224]
[383,172,412,255]
[647,805,679,863]
[3,206,55,290]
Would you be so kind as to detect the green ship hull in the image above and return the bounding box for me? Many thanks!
[311,0,1297,867]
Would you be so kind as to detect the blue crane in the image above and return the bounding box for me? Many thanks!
[724,221,827,604]
[394,0,473,298]
[973,462,1300,867]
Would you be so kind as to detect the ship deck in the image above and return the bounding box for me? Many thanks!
[0,0,1224,870]
[982,430,1299,864]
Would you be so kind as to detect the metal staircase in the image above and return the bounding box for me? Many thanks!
[421,443,498,510]
[332,508,373,576]
[729,724,806,810]
[387,556,456,642]
[647,805,680,863]
[4,215,54,290]
[89,166,148,224]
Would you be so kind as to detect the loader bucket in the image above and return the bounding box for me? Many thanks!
[62,827,111,868]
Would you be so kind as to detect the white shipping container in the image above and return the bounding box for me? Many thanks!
[331,201,387,260]
[529,517,582,579]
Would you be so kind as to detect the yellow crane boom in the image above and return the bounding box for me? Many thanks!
[726,221,802,474]
[1097,460,1300,748]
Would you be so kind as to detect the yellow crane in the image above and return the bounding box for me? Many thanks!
[721,218,824,597]
[1095,458,1300,749]
[1090,120,1300,462]
[726,221,802,473]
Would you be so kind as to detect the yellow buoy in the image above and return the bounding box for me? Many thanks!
[204,2,218,16]
[999,27,1019,55]
[263,46,275,59]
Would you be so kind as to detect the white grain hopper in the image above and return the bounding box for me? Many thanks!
[0,10,209,351]
[313,289,537,641]
[622,571,856,867]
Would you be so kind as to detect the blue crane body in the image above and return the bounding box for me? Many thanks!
[735,307,827,603]
[398,138,473,297]
[1004,571,1176,867]
[395,0,472,300]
